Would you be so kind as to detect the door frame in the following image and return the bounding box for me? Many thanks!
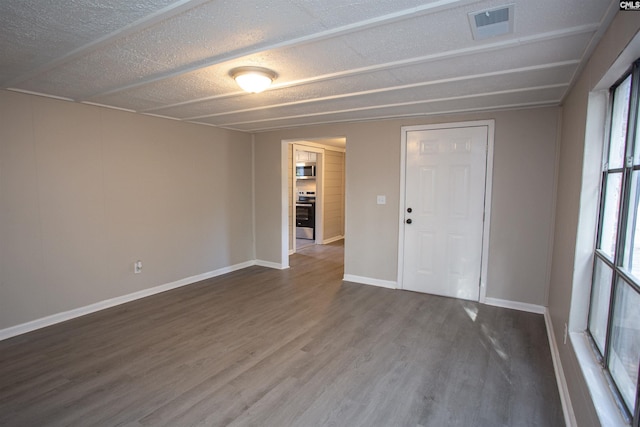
[291,144,325,252]
[397,120,495,302]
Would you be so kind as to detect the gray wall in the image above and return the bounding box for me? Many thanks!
[0,90,254,330]
[254,107,559,306]
[548,12,640,427]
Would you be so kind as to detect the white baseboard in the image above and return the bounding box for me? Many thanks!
[0,260,255,342]
[483,297,545,314]
[343,274,397,289]
[544,310,577,427]
[323,235,344,244]
[255,260,289,270]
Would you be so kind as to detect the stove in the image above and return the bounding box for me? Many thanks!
[297,191,316,203]
[296,191,316,240]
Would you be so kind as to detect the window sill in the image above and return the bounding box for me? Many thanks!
[570,331,629,426]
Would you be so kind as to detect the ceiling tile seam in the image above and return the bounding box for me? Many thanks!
[216,83,569,126]
[141,24,598,114]
[232,101,562,133]
[5,88,74,102]
[81,101,136,113]
[80,0,478,101]
[2,0,213,88]
[559,0,620,104]
[183,60,581,120]
[142,113,183,121]
[140,89,257,112]
[183,120,230,129]
[185,121,250,132]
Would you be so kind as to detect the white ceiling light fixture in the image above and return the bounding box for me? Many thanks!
[230,66,277,93]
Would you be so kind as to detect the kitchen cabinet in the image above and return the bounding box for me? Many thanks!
[296,151,317,162]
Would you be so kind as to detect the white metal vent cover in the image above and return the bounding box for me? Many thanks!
[468,4,514,40]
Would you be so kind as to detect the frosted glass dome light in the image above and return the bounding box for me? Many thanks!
[231,67,277,93]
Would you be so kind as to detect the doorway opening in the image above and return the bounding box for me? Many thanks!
[282,137,346,259]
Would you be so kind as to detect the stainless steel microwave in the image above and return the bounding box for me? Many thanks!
[296,163,316,179]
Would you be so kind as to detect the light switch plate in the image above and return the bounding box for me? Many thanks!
[377,195,386,205]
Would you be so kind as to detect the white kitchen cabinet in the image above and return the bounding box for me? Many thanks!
[296,151,317,162]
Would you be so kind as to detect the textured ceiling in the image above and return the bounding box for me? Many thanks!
[0,0,618,132]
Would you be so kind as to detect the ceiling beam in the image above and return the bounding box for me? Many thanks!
[212,100,562,133]
[559,0,620,102]
[211,83,568,127]
[143,24,598,114]
[183,60,580,120]
[3,0,213,88]
[81,0,481,101]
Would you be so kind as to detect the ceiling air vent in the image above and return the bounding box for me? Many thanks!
[468,4,514,40]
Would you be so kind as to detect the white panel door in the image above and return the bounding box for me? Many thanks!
[402,126,488,301]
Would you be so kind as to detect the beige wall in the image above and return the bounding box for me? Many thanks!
[0,90,254,330]
[288,144,293,251]
[548,12,640,427]
[254,106,559,306]
[323,150,345,241]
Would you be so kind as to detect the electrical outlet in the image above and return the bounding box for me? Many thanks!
[134,260,142,274]
[563,322,568,345]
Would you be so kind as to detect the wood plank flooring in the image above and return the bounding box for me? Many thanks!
[0,242,564,426]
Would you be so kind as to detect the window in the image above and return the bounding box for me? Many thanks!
[588,58,640,425]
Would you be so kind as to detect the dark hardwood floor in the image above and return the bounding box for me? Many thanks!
[0,242,564,426]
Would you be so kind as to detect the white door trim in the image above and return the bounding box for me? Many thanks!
[292,144,325,247]
[397,120,494,303]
